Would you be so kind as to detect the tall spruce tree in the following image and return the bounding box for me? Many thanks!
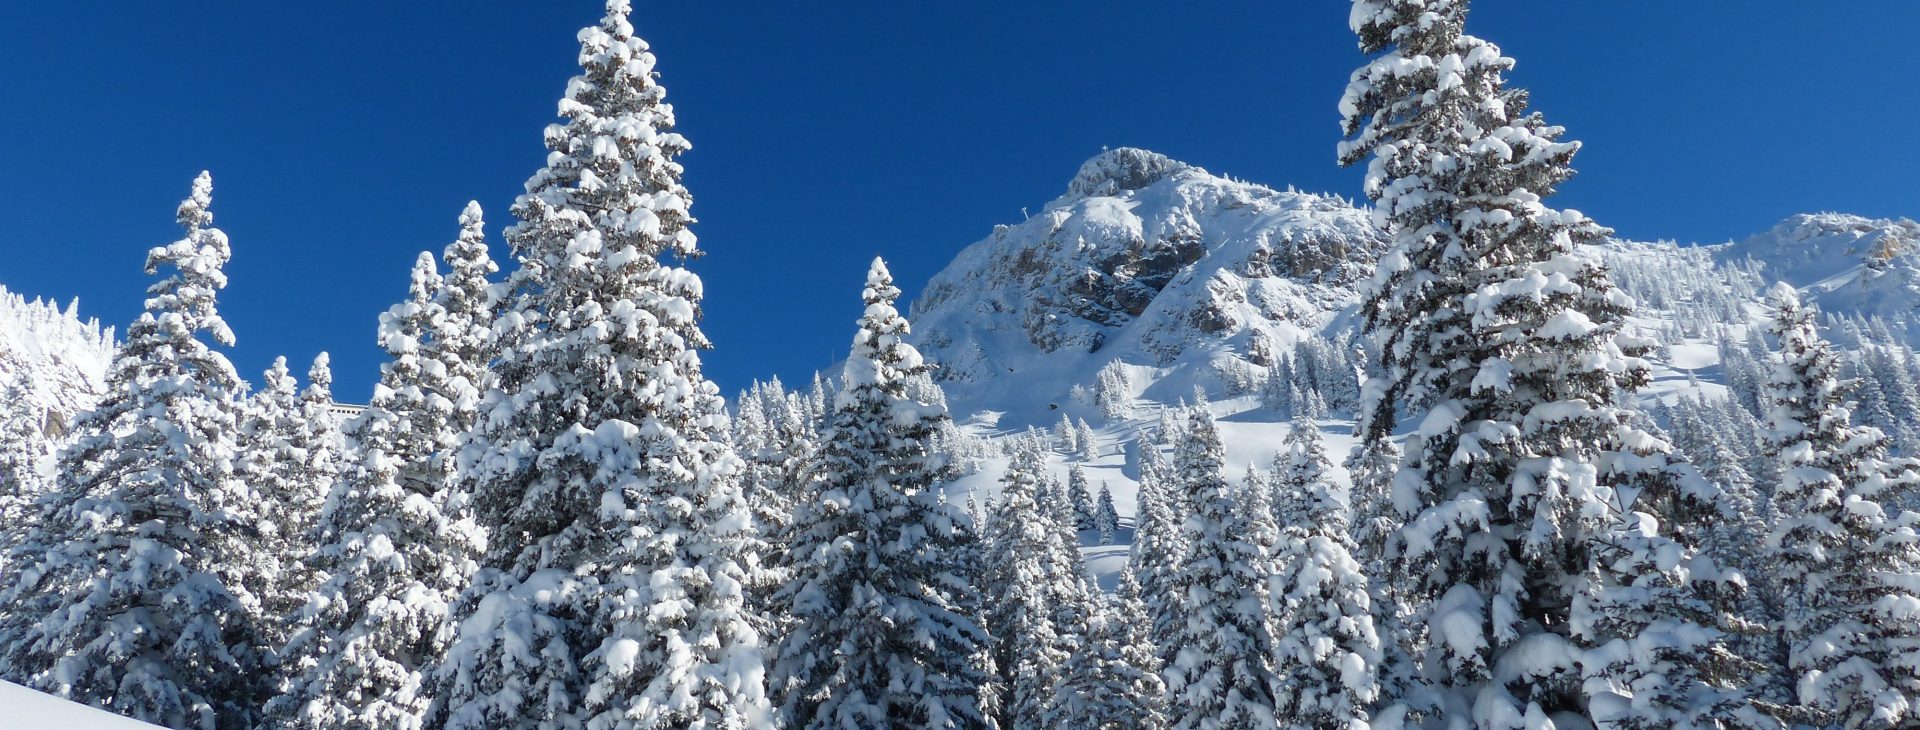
[982,441,1074,728]
[1764,285,1920,729]
[1132,432,1187,673]
[1339,2,1762,725]
[1163,408,1279,729]
[1095,482,1119,545]
[432,3,768,727]
[1268,422,1380,729]
[234,356,316,650]
[770,258,989,729]
[1054,553,1168,730]
[0,172,266,728]
[268,245,485,729]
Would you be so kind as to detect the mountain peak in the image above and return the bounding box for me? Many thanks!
[1063,147,1198,202]
[910,153,1386,422]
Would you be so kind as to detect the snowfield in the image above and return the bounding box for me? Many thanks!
[0,681,163,729]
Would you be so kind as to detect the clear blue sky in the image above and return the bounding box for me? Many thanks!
[3,2,1915,402]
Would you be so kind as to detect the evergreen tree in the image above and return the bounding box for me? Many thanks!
[1764,285,1920,729]
[1053,556,1168,730]
[1095,362,1133,421]
[268,250,484,729]
[982,442,1073,728]
[1273,415,1332,516]
[435,201,500,397]
[770,259,989,729]
[0,172,266,728]
[1339,2,1762,724]
[432,4,768,727]
[1095,482,1119,546]
[1132,434,1187,672]
[1163,409,1278,729]
[1067,463,1097,531]
[235,355,333,659]
[1268,423,1380,730]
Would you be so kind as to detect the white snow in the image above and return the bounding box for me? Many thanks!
[0,681,165,729]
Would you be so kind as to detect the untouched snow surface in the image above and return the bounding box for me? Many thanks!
[0,681,164,729]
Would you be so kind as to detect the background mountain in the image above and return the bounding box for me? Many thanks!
[905,147,1920,587]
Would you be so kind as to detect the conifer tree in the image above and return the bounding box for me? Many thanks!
[0,172,266,728]
[770,259,989,729]
[268,250,484,729]
[1076,419,1098,461]
[1095,482,1119,546]
[234,357,310,641]
[1067,463,1097,531]
[1339,1,1761,724]
[982,442,1073,728]
[432,4,768,727]
[1764,285,1920,729]
[1268,422,1380,729]
[1054,555,1167,730]
[436,201,499,398]
[1163,409,1278,729]
[1132,435,1187,671]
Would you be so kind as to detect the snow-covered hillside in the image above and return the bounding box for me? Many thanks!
[911,147,1385,422]
[1717,212,1920,333]
[912,148,1920,591]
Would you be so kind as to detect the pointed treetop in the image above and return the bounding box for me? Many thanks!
[864,256,898,305]
[177,170,214,229]
[1766,281,1802,312]
[265,355,294,392]
[146,171,235,347]
[459,200,484,228]
[307,352,332,397]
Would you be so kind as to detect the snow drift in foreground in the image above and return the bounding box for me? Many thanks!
[0,680,163,729]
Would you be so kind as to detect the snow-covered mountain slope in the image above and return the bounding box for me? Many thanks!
[911,148,1920,589]
[910,147,1385,423]
[1716,212,1920,333]
[0,680,163,729]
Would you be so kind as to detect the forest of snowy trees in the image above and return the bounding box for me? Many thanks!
[5,1,1920,729]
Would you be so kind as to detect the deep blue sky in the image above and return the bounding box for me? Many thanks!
[3,2,1915,402]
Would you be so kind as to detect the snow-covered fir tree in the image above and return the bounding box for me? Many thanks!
[1763,284,1920,729]
[1163,408,1278,729]
[1267,422,1380,729]
[234,355,332,656]
[770,258,990,729]
[1338,1,1763,724]
[1095,482,1119,545]
[1132,429,1187,672]
[1067,463,1096,531]
[267,247,485,729]
[1053,550,1167,730]
[431,3,769,727]
[0,172,268,728]
[982,440,1074,728]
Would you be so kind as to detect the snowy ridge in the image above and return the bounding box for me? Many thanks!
[1717,212,1920,335]
[0,285,114,469]
[908,149,1920,599]
[910,147,1386,423]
